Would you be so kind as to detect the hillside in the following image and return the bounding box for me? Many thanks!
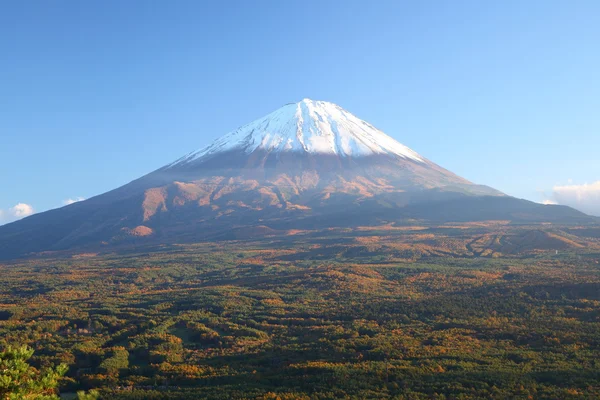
[0,99,595,259]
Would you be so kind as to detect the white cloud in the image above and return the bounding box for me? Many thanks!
[10,203,35,218]
[551,181,600,216]
[541,199,557,205]
[0,203,36,225]
[63,197,85,206]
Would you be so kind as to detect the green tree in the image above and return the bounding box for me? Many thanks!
[0,345,67,400]
[98,347,129,376]
[77,389,100,400]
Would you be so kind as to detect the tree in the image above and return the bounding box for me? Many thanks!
[77,389,100,400]
[0,345,67,400]
[98,347,129,376]
[0,346,99,400]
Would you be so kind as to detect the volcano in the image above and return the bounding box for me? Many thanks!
[0,99,592,258]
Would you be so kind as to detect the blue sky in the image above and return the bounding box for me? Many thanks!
[1,0,599,222]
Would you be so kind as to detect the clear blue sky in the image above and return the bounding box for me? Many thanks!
[2,0,599,221]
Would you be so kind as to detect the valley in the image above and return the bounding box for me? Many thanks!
[2,223,599,399]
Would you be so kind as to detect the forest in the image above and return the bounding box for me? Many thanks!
[1,223,600,399]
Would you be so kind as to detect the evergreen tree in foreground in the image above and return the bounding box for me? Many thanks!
[0,345,98,400]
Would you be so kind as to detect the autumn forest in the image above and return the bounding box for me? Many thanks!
[1,222,600,399]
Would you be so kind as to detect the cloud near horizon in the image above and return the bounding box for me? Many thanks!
[10,203,35,218]
[0,203,36,225]
[0,197,86,225]
[541,199,557,205]
[63,197,86,206]
[549,181,600,216]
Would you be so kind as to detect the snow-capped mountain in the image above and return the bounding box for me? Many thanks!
[171,99,424,164]
[0,99,591,259]
[153,98,490,194]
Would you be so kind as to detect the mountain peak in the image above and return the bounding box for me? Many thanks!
[6,97,575,260]
[170,99,425,167]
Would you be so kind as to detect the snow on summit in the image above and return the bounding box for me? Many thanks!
[173,99,424,166]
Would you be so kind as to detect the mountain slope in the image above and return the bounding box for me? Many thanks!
[0,99,594,259]
[171,99,426,162]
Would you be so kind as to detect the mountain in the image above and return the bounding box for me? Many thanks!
[0,99,593,258]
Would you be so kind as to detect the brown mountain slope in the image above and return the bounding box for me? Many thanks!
[0,100,595,259]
